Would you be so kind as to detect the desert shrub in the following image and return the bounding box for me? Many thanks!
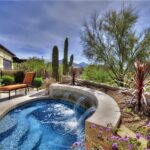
[81,64,113,84]
[14,57,46,78]
[14,71,24,83]
[1,75,14,85]
[1,70,25,84]
[1,70,16,77]
[147,86,150,92]
[146,75,150,92]
[33,77,43,90]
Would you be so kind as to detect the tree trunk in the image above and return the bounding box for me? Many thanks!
[137,89,142,112]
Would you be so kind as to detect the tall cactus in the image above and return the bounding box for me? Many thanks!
[63,38,68,75]
[52,46,59,81]
[63,38,74,75]
[69,54,74,67]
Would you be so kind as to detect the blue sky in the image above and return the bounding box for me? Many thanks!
[0,1,150,63]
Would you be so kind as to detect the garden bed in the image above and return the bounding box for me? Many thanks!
[75,79,150,149]
[76,79,149,133]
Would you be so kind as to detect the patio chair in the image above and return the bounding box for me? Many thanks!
[0,72,36,99]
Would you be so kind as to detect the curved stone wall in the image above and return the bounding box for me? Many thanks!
[50,83,121,128]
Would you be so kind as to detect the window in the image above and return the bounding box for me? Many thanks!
[3,59,12,70]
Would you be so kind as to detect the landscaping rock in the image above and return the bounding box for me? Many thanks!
[134,116,141,122]
[61,75,71,84]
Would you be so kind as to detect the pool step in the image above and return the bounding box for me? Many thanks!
[20,130,42,150]
[20,117,42,150]
[39,133,71,150]
[39,142,70,150]
[0,115,17,142]
[0,107,39,150]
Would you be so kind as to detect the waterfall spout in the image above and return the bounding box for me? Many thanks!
[78,106,96,124]
[73,96,86,111]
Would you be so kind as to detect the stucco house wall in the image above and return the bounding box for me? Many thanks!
[0,45,15,70]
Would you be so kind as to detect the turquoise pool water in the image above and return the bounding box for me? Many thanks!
[0,99,92,150]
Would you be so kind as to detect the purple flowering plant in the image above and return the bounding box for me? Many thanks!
[71,141,84,150]
[83,123,144,150]
[71,121,150,150]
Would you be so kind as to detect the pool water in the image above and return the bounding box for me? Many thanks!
[0,99,91,150]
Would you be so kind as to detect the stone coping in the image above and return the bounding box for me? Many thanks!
[0,91,49,120]
[50,84,121,128]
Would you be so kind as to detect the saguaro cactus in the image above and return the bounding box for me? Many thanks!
[52,46,59,81]
[63,38,68,75]
[69,54,74,67]
[63,38,74,75]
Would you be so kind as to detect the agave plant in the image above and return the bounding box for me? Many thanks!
[130,61,149,113]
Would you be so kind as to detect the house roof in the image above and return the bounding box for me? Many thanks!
[13,57,27,63]
[0,44,26,63]
[0,44,16,57]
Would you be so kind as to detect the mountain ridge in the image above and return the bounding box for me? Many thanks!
[46,59,88,67]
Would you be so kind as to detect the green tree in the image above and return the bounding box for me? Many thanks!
[81,64,113,83]
[14,57,46,77]
[52,46,59,81]
[81,7,150,86]
[33,77,43,91]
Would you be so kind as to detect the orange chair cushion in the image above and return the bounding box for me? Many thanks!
[0,84,27,91]
[23,72,35,86]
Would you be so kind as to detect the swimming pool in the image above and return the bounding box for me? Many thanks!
[0,99,94,150]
